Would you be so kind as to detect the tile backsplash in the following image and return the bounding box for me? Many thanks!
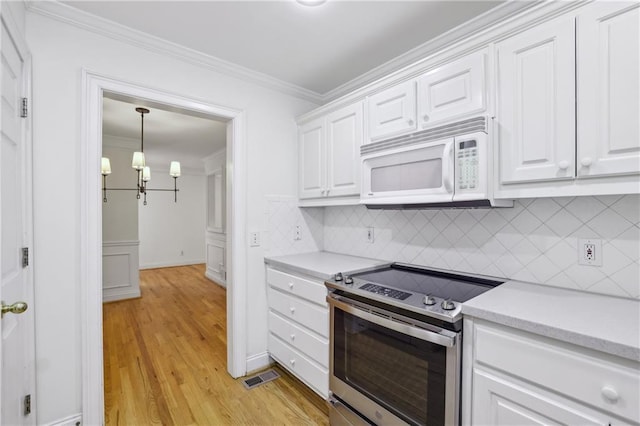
[266,195,640,299]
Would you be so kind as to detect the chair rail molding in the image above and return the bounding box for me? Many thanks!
[81,69,248,426]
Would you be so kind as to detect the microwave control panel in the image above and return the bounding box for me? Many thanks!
[457,139,478,190]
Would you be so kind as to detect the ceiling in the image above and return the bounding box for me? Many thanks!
[84,0,512,171]
[61,0,505,96]
[102,96,228,172]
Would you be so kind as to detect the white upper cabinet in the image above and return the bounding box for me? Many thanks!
[298,102,363,203]
[367,80,417,142]
[577,2,640,179]
[417,50,487,128]
[325,102,362,198]
[496,15,576,185]
[298,118,325,199]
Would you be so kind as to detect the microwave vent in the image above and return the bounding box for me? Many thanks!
[362,116,488,156]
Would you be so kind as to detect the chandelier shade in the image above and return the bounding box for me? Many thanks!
[101,107,180,205]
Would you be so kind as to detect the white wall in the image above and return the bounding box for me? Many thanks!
[26,11,317,424]
[101,144,138,241]
[138,170,206,269]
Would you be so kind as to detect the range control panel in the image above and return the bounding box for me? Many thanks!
[360,283,412,300]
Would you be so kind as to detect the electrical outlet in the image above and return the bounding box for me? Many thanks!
[294,225,301,241]
[578,238,602,266]
[249,231,261,247]
[367,226,375,243]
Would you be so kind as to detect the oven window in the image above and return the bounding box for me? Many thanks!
[333,309,447,426]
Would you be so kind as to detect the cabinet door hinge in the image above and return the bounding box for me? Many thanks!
[22,247,29,268]
[24,394,31,415]
[21,98,28,118]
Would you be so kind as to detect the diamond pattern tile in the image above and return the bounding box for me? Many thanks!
[267,196,640,299]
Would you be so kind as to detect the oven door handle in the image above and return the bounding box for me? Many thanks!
[329,296,457,348]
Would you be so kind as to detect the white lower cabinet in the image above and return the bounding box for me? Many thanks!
[464,318,640,426]
[266,266,329,399]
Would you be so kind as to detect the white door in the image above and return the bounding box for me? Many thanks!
[577,2,640,178]
[367,80,417,142]
[496,15,576,184]
[298,118,325,199]
[1,18,35,426]
[325,102,363,198]
[417,50,487,128]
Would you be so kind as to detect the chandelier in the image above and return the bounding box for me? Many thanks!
[101,107,181,205]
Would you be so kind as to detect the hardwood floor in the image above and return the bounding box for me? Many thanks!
[103,264,329,425]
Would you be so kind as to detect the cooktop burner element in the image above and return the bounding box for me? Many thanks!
[325,262,504,324]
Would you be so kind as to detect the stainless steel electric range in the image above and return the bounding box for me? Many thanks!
[325,263,504,426]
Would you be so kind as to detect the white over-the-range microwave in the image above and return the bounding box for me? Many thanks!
[361,116,512,208]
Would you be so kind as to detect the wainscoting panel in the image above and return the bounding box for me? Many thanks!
[206,232,226,287]
[102,240,140,302]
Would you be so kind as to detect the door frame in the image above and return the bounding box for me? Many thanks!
[80,70,248,425]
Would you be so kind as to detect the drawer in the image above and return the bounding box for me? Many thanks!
[266,267,327,306]
[474,322,640,423]
[268,288,329,338]
[269,310,329,367]
[269,333,329,399]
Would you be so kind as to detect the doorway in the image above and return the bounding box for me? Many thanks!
[81,71,248,425]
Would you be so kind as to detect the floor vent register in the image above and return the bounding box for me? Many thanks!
[242,369,280,390]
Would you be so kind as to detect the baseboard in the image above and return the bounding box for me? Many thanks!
[205,270,226,288]
[139,259,205,270]
[102,287,141,303]
[43,413,82,426]
[246,352,272,375]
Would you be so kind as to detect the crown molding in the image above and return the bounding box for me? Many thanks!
[25,0,324,104]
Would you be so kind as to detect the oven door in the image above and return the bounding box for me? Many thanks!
[328,294,460,426]
[361,138,455,206]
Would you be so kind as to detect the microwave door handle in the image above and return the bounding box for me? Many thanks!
[329,296,456,347]
[442,140,454,193]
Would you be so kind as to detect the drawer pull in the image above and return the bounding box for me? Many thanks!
[290,334,296,341]
[601,386,619,403]
[288,282,294,289]
[558,160,569,170]
[290,359,295,366]
[290,307,296,314]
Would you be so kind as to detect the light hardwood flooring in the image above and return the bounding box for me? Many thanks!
[103,264,329,425]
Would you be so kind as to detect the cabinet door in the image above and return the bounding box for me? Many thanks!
[298,118,325,199]
[367,80,416,142]
[472,369,606,426]
[417,50,486,128]
[577,2,640,178]
[496,16,575,184]
[326,102,363,198]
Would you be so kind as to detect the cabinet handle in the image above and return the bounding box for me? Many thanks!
[326,189,330,196]
[321,190,326,196]
[290,307,295,314]
[581,157,593,167]
[290,334,295,341]
[407,119,414,126]
[288,282,294,289]
[423,114,429,122]
[290,359,295,366]
[601,386,619,403]
[558,160,569,170]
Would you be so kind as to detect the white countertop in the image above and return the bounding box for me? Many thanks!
[463,281,640,362]
[264,251,388,280]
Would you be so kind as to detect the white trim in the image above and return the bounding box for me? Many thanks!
[205,270,226,288]
[41,413,82,426]
[139,259,205,270]
[102,288,140,303]
[246,352,272,375]
[102,239,139,247]
[26,1,322,104]
[81,70,248,425]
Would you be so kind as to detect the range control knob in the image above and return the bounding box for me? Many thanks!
[334,272,343,282]
[441,299,456,311]
[423,295,436,306]
[344,276,354,285]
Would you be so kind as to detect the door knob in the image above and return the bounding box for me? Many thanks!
[1,301,28,318]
